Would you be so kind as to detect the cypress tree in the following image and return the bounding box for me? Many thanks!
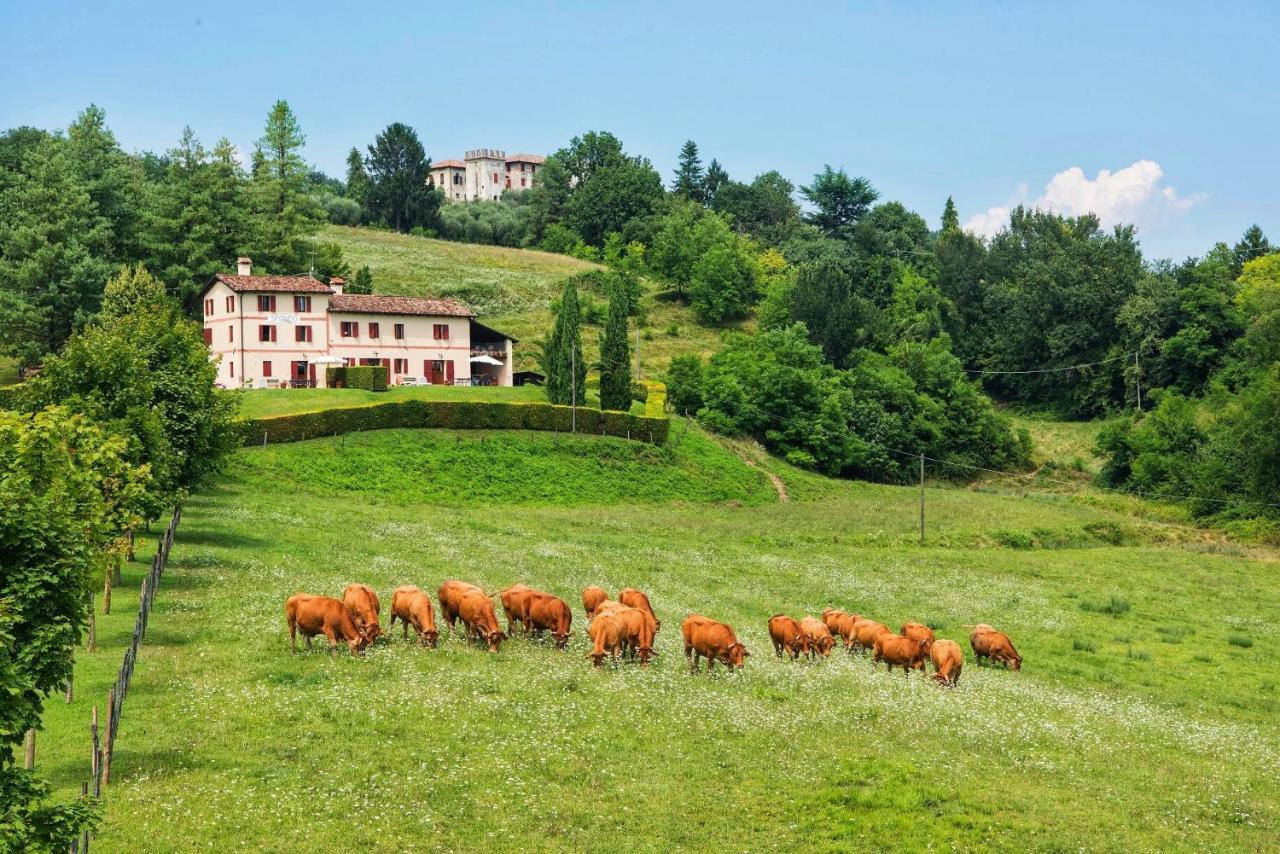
[546,277,585,405]
[598,282,632,411]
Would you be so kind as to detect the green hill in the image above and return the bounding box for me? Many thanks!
[318,225,736,373]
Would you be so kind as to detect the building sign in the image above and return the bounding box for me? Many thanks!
[268,314,300,325]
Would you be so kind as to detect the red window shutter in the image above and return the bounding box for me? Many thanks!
[229,325,234,343]
[262,361,272,377]
[269,295,277,312]
[369,322,379,338]
[230,363,234,378]
[445,361,455,383]
[271,326,277,342]
[202,328,212,345]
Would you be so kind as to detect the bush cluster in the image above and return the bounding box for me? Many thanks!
[325,365,389,391]
[236,400,669,446]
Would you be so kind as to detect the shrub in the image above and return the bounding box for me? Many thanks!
[1080,596,1132,617]
[1072,639,1097,653]
[664,355,704,416]
[235,399,669,447]
[325,365,388,391]
[1227,634,1253,648]
[324,195,363,225]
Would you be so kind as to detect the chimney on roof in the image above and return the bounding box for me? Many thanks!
[329,276,344,295]
[237,256,252,276]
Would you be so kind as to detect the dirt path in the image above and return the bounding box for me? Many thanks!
[733,446,788,503]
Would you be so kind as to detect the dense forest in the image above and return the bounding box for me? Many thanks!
[2,105,1277,519]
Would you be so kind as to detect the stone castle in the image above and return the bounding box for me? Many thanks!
[429,149,545,201]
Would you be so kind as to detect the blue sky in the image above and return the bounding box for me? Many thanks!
[3,0,1276,260]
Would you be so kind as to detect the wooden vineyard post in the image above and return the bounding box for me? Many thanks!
[102,567,112,615]
[87,597,97,652]
[23,729,35,769]
[102,688,114,786]
[66,671,73,703]
[919,452,926,545]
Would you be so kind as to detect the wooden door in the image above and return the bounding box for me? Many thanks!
[445,360,455,385]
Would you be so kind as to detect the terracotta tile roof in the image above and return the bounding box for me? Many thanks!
[328,293,475,318]
[506,153,545,164]
[211,274,333,294]
[432,159,466,169]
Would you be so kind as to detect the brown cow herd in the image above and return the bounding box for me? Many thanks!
[285,584,1022,684]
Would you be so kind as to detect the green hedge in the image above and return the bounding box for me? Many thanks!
[325,365,388,391]
[235,399,669,447]
[642,380,667,418]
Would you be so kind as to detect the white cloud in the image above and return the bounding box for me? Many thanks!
[963,160,1202,239]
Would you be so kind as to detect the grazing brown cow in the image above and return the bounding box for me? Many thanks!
[458,589,505,652]
[901,622,936,654]
[524,592,574,649]
[619,588,661,632]
[587,611,627,667]
[872,634,929,675]
[682,615,749,673]
[500,583,536,636]
[822,608,861,651]
[286,594,368,655]
[850,619,893,655]
[438,580,484,632]
[768,615,808,660]
[799,616,836,658]
[592,599,626,618]
[343,583,382,644]
[389,585,439,648]
[615,606,658,665]
[970,626,1022,670]
[582,586,609,618]
[930,639,964,686]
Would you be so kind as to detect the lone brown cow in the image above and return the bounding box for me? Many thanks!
[799,616,836,658]
[525,591,574,649]
[970,626,1022,670]
[389,585,439,648]
[587,610,627,667]
[343,583,382,644]
[438,580,484,632]
[930,639,964,686]
[682,615,749,673]
[286,594,369,655]
[768,615,808,660]
[901,622,935,654]
[459,589,505,652]
[872,634,929,675]
[500,583,536,636]
[582,586,609,618]
[619,588,661,632]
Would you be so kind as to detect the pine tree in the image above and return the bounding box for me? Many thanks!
[345,146,369,210]
[673,139,705,202]
[941,196,960,232]
[598,281,632,411]
[545,277,585,406]
[249,100,321,270]
[703,158,729,207]
[1233,224,1272,276]
[364,122,436,232]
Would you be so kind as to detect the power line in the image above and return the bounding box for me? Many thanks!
[963,351,1137,375]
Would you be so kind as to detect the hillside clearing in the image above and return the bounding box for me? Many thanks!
[317,225,734,373]
[37,428,1280,851]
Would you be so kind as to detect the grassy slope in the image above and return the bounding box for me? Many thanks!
[37,428,1280,852]
[319,225,732,374]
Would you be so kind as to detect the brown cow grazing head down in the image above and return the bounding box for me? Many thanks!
[587,611,626,667]
[969,626,1021,671]
[286,593,370,656]
[900,622,936,654]
[343,583,382,644]
[459,589,506,652]
[524,591,574,650]
[768,615,808,660]
[799,616,836,658]
[682,615,749,673]
[582,586,609,618]
[390,585,439,648]
[872,633,930,675]
[930,639,964,686]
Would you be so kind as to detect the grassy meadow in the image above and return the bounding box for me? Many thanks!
[36,424,1280,851]
[318,225,735,374]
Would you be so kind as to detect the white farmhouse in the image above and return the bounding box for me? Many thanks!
[199,258,515,389]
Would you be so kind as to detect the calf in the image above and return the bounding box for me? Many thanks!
[850,619,892,655]
[500,583,535,636]
[525,591,573,649]
[900,622,935,654]
[343,583,382,644]
[587,611,626,667]
[459,589,505,652]
[438,580,483,632]
[389,585,438,648]
[872,634,929,675]
[768,615,807,660]
[930,639,964,686]
[970,627,1022,670]
[286,594,368,655]
[799,616,836,658]
[619,587,661,632]
[682,614,749,673]
[582,586,609,618]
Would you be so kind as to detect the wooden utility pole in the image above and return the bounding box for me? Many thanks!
[635,326,641,380]
[919,453,926,545]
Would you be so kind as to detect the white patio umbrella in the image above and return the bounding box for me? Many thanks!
[469,354,503,365]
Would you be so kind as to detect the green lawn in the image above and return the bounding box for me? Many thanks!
[317,225,734,375]
[36,427,1280,851]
